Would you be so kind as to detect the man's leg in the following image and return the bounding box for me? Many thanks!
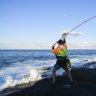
[52,63,61,84]
[65,70,73,85]
[52,68,56,83]
[66,70,73,82]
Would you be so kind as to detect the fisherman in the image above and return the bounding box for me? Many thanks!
[51,33,73,85]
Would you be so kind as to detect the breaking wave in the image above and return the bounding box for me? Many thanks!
[0,66,41,92]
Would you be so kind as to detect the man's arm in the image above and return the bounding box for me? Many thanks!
[62,38,66,43]
[52,45,59,54]
[62,38,67,48]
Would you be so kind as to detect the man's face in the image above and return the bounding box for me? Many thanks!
[58,43,61,46]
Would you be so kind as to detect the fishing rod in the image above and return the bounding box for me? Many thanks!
[53,16,96,46]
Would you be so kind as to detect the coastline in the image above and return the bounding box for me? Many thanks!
[7,68,96,96]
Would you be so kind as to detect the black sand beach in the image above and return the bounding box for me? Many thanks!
[7,68,96,96]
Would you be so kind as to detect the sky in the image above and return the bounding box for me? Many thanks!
[0,0,96,49]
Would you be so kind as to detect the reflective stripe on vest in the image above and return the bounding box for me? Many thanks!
[57,47,67,57]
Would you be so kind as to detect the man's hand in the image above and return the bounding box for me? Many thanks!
[62,33,67,38]
[52,45,54,50]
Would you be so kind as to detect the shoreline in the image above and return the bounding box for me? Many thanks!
[7,68,96,96]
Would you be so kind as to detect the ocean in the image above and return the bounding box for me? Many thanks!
[0,50,96,95]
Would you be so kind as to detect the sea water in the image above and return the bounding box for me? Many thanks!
[0,50,96,94]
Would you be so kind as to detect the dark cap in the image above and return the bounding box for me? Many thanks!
[57,40,64,45]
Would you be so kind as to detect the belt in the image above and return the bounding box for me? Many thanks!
[56,55,67,60]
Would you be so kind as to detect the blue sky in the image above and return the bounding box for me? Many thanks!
[0,0,96,49]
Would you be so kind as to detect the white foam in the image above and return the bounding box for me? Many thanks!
[0,66,42,92]
[89,65,96,68]
[70,58,84,67]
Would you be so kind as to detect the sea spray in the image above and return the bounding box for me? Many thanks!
[0,67,42,92]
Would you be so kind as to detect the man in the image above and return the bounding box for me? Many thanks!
[51,35,73,85]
